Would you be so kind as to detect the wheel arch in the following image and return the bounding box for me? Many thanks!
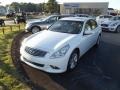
[72,48,80,58]
[31,25,41,31]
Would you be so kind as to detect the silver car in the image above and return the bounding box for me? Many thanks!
[25,15,73,33]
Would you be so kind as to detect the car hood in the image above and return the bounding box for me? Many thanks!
[24,30,77,52]
[97,18,110,24]
[102,20,119,25]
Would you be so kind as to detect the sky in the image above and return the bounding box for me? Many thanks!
[0,0,120,9]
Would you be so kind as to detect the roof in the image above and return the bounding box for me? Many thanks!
[60,17,92,22]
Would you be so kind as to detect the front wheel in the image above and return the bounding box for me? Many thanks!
[31,26,41,34]
[67,50,79,71]
[115,26,120,33]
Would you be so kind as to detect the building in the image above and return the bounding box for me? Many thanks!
[0,6,7,15]
[60,2,109,16]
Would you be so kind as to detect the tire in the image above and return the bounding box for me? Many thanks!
[95,35,101,47]
[115,25,120,33]
[31,26,41,34]
[67,50,79,71]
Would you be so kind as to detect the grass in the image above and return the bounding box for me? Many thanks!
[0,26,31,90]
[0,24,25,34]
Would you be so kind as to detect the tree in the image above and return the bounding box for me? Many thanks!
[46,0,59,13]
[10,2,20,12]
[9,2,43,12]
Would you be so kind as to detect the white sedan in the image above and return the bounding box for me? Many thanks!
[101,16,120,33]
[20,17,101,73]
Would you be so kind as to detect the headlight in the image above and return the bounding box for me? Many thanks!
[50,44,70,59]
[25,23,31,28]
[110,23,118,27]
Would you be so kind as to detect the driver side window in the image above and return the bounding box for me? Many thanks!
[48,16,57,23]
[84,20,92,31]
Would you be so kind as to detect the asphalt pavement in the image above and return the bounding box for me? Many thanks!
[19,32,120,90]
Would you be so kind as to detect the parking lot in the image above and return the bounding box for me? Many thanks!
[17,31,120,90]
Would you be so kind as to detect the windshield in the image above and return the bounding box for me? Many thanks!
[41,16,55,21]
[48,20,84,34]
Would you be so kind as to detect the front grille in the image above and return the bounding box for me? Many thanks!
[102,28,109,31]
[101,24,108,27]
[25,46,47,57]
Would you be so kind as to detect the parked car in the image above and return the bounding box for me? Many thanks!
[14,15,26,24]
[6,12,15,18]
[25,15,73,33]
[0,19,5,26]
[96,15,113,24]
[75,14,90,17]
[20,17,102,73]
[101,16,120,33]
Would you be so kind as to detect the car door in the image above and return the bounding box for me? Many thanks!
[80,20,94,55]
[89,19,100,45]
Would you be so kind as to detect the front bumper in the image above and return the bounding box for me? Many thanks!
[101,26,116,32]
[20,47,70,73]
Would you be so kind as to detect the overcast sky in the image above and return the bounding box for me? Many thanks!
[0,0,120,9]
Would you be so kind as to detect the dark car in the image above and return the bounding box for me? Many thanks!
[25,15,73,33]
[0,19,5,26]
[6,13,15,18]
[14,15,26,24]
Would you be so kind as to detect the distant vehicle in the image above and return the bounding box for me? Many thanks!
[6,13,15,18]
[0,19,5,26]
[107,8,117,16]
[101,16,120,33]
[96,15,113,24]
[75,14,90,17]
[25,15,73,33]
[14,15,26,24]
[20,17,101,73]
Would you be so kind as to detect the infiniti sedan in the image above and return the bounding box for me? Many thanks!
[20,17,101,73]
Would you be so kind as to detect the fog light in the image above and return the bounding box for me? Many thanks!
[110,28,115,31]
[50,65,60,69]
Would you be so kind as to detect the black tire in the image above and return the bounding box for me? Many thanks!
[95,35,101,47]
[67,50,79,71]
[115,25,120,33]
[31,26,41,34]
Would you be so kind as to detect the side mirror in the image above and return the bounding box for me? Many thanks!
[46,20,50,23]
[84,30,93,35]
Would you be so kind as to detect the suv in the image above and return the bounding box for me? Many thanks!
[14,15,26,24]
[25,15,73,33]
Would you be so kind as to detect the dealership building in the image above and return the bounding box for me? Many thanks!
[60,2,109,15]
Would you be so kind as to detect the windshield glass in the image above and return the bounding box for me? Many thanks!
[48,20,84,34]
[41,16,54,21]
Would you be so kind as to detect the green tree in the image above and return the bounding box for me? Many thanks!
[10,2,20,12]
[46,0,59,13]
